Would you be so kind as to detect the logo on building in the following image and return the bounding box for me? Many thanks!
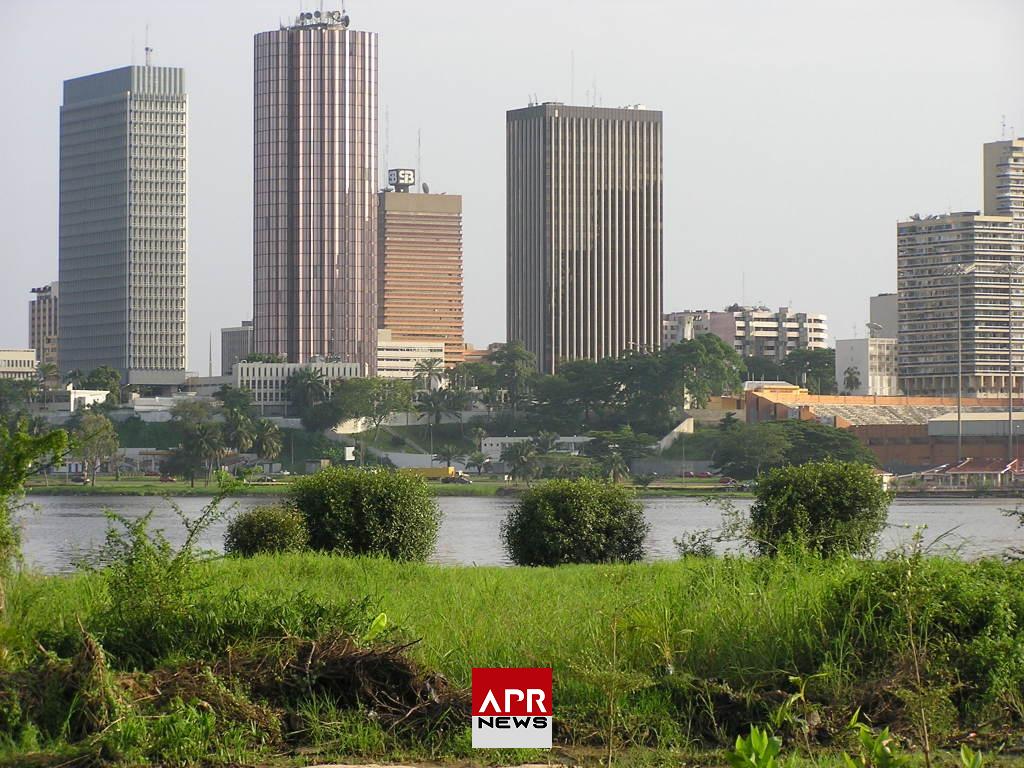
[387,168,416,191]
[471,667,552,749]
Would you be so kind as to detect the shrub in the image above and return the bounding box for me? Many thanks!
[224,505,308,557]
[501,478,648,566]
[749,460,891,557]
[289,467,440,561]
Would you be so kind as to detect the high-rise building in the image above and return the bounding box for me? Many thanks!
[29,282,59,367]
[58,66,188,385]
[221,321,254,375]
[897,139,1024,396]
[662,306,827,361]
[869,293,898,339]
[377,170,464,365]
[253,10,378,373]
[507,102,663,374]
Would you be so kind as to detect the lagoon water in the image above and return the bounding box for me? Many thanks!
[15,495,1023,573]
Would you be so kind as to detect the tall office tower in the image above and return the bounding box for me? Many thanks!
[58,66,188,385]
[221,320,254,375]
[984,137,1024,219]
[29,282,59,367]
[253,10,378,373]
[507,102,663,374]
[898,139,1024,396]
[378,169,464,365]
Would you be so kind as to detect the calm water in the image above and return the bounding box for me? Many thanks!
[14,495,1023,574]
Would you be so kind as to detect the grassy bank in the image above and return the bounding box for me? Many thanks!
[2,553,1023,766]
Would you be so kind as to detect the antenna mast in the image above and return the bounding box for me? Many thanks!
[144,24,153,66]
[416,128,422,186]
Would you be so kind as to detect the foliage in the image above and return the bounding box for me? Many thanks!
[714,423,792,479]
[289,467,440,560]
[221,410,255,452]
[749,460,891,556]
[224,504,309,557]
[781,348,837,394]
[251,419,283,460]
[71,365,123,403]
[465,451,490,475]
[214,385,254,417]
[772,420,878,466]
[501,479,648,565]
[72,412,120,486]
[728,726,782,768]
[412,357,445,390]
[169,399,214,429]
[843,721,909,768]
[286,368,330,414]
[241,352,285,363]
[843,365,862,394]
[500,440,537,483]
[432,444,464,468]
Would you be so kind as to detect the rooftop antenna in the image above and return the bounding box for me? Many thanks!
[416,128,422,187]
[570,50,575,104]
[144,24,153,66]
[207,332,212,377]
[384,105,390,186]
[1002,114,1007,139]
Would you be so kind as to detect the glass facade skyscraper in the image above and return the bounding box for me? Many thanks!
[253,11,379,372]
[58,65,188,384]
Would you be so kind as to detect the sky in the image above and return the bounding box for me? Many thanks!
[0,0,1022,373]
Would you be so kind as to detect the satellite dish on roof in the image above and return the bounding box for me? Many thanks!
[422,182,430,194]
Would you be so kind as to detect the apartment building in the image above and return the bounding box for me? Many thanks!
[663,306,827,361]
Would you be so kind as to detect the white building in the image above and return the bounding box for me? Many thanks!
[234,359,360,414]
[663,306,827,361]
[376,329,445,380]
[481,435,592,462]
[835,337,900,396]
[0,349,37,380]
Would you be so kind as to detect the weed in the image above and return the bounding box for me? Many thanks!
[728,725,782,768]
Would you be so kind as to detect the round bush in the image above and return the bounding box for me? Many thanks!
[501,479,648,566]
[288,467,440,560]
[749,459,891,557]
[224,504,309,557]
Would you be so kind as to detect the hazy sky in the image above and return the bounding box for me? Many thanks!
[1,0,1022,373]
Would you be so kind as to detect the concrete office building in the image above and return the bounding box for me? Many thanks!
[869,293,898,338]
[221,321,254,375]
[234,358,360,415]
[58,66,188,385]
[253,10,378,373]
[29,283,59,367]
[378,171,464,364]
[0,350,37,381]
[663,306,827,361]
[835,337,900,396]
[507,102,663,374]
[376,329,445,380]
[897,139,1024,397]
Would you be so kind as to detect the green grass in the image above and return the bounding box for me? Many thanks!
[358,422,478,455]
[3,552,1024,766]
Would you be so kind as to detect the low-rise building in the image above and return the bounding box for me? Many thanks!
[835,337,900,396]
[234,359,360,415]
[481,435,592,462]
[0,349,37,380]
[376,329,445,380]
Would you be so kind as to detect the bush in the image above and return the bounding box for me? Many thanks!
[749,460,891,557]
[289,467,440,561]
[224,505,309,557]
[501,479,648,566]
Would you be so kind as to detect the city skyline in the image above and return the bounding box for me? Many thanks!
[1,0,1022,372]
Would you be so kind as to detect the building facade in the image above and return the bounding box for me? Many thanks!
[0,349,37,381]
[662,306,827,360]
[221,321,254,375]
[869,293,898,338]
[253,11,378,373]
[507,102,663,374]
[234,358,360,414]
[29,283,59,367]
[378,180,464,364]
[58,66,188,385]
[376,329,445,380]
[835,337,900,396]
[898,139,1024,397]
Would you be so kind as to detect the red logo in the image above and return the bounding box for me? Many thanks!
[471,667,552,748]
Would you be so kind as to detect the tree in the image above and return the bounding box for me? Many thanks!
[331,377,413,441]
[772,420,877,466]
[843,366,862,394]
[714,423,792,480]
[73,412,120,486]
[251,419,283,460]
[285,368,329,414]
[466,450,491,475]
[718,412,740,431]
[501,440,537,484]
[179,422,226,485]
[489,341,536,420]
[742,355,785,383]
[534,431,559,454]
[224,505,308,557]
[433,444,464,469]
[0,421,69,611]
[241,353,285,363]
[413,357,445,391]
[222,410,255,452]
[79,366,123,404]
[170,399,214,430]
[748,460,892,556]
[37,362,59,402]
[472,426,488,451]
[601,451,631,483]
[415,389,457,453]
[214,385,254,417]
[782,348,837,394]
[501,479,648,566]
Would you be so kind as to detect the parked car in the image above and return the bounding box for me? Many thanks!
[159,475,176,483]
[696,471,714,478]
[719,476,736,485]
[682,471,696,478]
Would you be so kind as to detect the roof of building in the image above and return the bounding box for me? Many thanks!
[940,458,1018,474]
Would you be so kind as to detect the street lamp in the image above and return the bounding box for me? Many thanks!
[944,263,979,462]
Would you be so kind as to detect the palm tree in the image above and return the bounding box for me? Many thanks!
[843,366,862,394]
[251,419,283,460]
[37,362,59,403]
[601,450,630,483]
[472,426,488,452]
[415,390,457,454]
[222,411,255,452]
[466,450,491,476]
[501,441,537,485]
[188,422,226,485]
[533,431,559,454]
[285,368,329,414]
[489,341,536,422]
[433,444,465,469]
[413,357,445,391]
